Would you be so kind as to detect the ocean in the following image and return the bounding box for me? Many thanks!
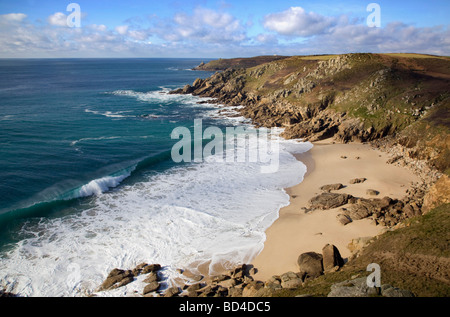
[0,59,311,297]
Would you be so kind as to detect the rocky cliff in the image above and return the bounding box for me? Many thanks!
[174,53,450,174]
[167,53,450,297]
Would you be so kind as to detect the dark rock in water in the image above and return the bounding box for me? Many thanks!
[141,264,162,274]
[168,88,183,95]
[182,85,194,94]
[98,263,162,293]
[132,263,149,276]
[320,183,344,192]
[0,289,17,297]
[98,269,134,291]
[143,282,160,295]
[297,252,324,278]
[143,272,160,284]
[164,287,181,297]
[322,244,345,272]
[309,193,352,210]
[193,62,205,70]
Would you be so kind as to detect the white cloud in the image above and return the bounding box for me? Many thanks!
[263,7,337,37]
[161,7,247,44]
[48,12,68,27]
[255,33,278,44]
[300,22,450,55]
[115,25,129,35]
[259,6,450,56]
[0,13,27,23]
[0,7,448,58]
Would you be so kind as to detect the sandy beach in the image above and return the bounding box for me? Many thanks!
[251,139,420,281]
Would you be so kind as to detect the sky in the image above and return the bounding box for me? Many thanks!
[0,0,449,58]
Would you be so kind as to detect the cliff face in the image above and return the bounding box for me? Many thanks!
[174,53,450,174]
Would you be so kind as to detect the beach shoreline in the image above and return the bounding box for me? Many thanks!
[251,139,420,281]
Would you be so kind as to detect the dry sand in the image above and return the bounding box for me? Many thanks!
[251,140,420,281]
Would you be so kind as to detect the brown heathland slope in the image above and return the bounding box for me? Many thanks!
[177,53,450,174]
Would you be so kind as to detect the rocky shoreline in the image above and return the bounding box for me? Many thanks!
[90,158,435,298]
[171,54,449,173]
[93,240,415,298]
[87,57,450,298]
[2,54,448,298]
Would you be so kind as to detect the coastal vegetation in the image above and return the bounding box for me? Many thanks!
[167,53,450,297]
[87,53,449,298]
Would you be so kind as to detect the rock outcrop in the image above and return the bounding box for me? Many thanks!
[322,244,345,272]
[328,277,414,297]
[97,263,162,293]
[308,193,352,210]
[172,53,449,175]
[297,252,324,279]
[422,175,450,213]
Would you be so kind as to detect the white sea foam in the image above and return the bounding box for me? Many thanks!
[110,89,216,107]
[0,86,313,297]
[70,136,122,147]
[77,172,132,197]
[0,129,312,297]
[0,115,15,121]
[84,109,133,119]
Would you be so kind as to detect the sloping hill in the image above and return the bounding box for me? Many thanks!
[176,53,450,174]
[193,55,289,71]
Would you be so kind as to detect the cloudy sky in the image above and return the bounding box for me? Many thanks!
[0,0,449,58]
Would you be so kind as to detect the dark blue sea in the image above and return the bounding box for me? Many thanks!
[0,59,310,296]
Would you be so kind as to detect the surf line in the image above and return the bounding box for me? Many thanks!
[170,119,280,174]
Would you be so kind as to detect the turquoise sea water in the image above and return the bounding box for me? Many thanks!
[0,59,215,227]
[0,59,311,296]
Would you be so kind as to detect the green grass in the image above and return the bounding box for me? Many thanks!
[382,53,450,60]
[367,204,450,257]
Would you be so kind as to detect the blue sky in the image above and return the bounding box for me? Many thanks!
[0,0,449,57]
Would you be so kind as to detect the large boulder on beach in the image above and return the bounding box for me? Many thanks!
[309,193,352,210]
[337,213,353,225]
[349,178,367,184]
[297,252,324,278]
[345,202,373,220]
[366,189,380,196]
[322,244,345,272]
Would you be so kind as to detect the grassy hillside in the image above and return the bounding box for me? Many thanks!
[185,53,450,173]
[174,53,450,298]
[193,55,289,71]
